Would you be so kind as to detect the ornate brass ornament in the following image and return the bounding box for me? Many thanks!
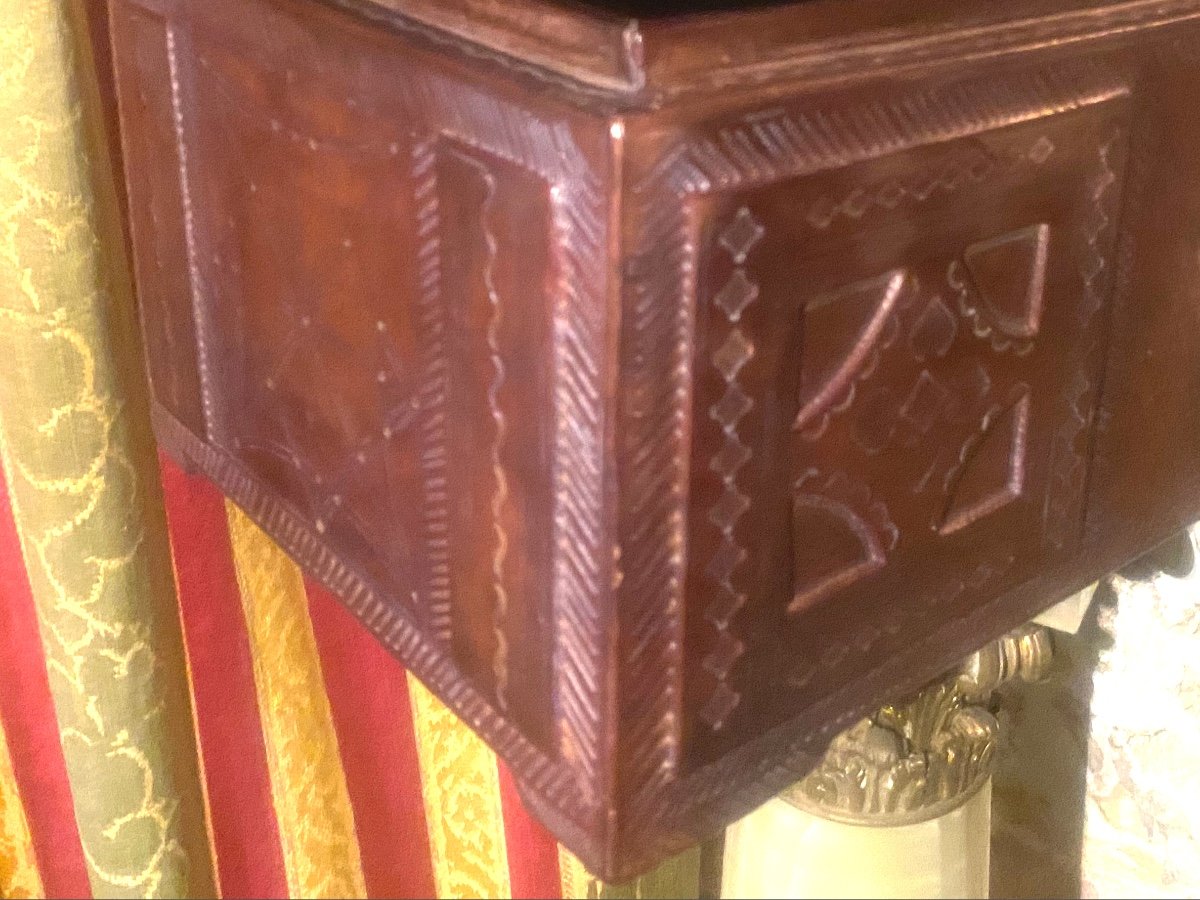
[782,625,1054,826]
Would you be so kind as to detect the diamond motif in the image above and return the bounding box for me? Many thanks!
[718,207,764,264]
[707,538,748,584]
[710,384,753,429]
[710,436,752,479]
[709,488,750,532]
[705,586,747,629]
[712,328,755,382]
[714,270,760,322]
[699,682,741,729]
[705,206,763,738]
[703,631,746,679]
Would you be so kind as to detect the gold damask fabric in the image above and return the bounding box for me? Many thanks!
[0,722,41,899]
[408,677,512,899]
[0,0,215,895]
[224,503,368,899]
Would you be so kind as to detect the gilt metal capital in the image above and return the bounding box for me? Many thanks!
[782,625,1053,826]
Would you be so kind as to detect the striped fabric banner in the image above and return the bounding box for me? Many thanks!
[305,580,438,899]
[0,386,713,900]
[160,458,288,899]
[224,504,368,899]
[408,677,513,899]
[155,459,679,900]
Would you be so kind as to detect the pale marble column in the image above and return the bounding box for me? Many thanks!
[721,626,1053,899]
[723,782,992,899]
[1081,531,1200,897]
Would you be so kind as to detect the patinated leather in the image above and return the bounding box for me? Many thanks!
[105,0,1200,878]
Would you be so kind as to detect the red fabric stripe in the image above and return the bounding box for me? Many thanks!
[305,579,436,900]
[498,762,563,900]
[159,456,289,899]
[0,469,92,897]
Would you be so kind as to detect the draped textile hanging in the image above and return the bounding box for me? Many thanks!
[0,0,215,893]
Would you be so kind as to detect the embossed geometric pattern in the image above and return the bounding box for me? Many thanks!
[707,540,749,584]
[709,489,752,533]
[899,369,953,438]
[940,389,1031,535]
[804,137,1057,230]
[710,439,752,480]
[700,207,766,731]
[715,269,760,321]
[718,207,765,265]
[790,471,899,615]
[712,328,755,381]
[703,632,747,679]
[705,586,748,630]
[952,223,1051,354]
[699,683,742,732]
[794,271,908,438]
[109,0,1195,876]
[676,75,1129,837]
[711,383,754,428]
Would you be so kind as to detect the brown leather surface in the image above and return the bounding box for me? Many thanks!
[105,0,1200,878]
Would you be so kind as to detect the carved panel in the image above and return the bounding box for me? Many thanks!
[111,0,1200,879]
[622,60,1131,782]
[791,469,900,615]
[112,0,611,825]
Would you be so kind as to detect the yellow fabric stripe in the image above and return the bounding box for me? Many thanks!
[559,845,704,900]
[407,677,511,899]
[224,503,367,900]
[558,847,597,900]
[0,722,43,899]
